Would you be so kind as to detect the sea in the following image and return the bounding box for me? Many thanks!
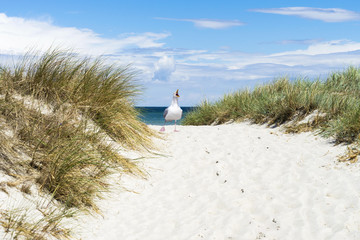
[136,107,195,125]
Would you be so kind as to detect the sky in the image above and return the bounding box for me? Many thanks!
[1,0,360,106]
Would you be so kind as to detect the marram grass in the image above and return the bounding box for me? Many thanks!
[6,49,154,150]
[0,49,156,238]
[0,206,75,240]
[183,66,360,145]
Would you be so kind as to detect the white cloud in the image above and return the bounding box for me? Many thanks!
[99,38,360,105]
[160,39,360,87]
[155,17,244,29]
[152,55,176,81]
[250,7,360,22]
[271,40,360,56]
[190,19,244,29]
[267,39,322,45]
[2,12,360,105]
[0,13,169,55]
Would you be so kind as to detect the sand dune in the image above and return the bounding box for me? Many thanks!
[75,123,360,240]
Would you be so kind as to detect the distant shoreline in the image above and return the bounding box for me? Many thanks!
[135,106,196,108]
[136,106,196,125]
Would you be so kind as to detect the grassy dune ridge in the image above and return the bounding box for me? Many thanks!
[0,49,155,239]
[183,66,360,144]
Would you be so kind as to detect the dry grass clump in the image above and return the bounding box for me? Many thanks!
[338,147,360,164]
[0,49,156,238]
[0,206,74,240]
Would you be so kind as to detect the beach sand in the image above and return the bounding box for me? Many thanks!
[73,123,360,240]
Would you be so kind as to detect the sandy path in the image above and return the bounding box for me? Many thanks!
[76,123,360,240]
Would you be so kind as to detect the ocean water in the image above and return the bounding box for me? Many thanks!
[136,107,195,125]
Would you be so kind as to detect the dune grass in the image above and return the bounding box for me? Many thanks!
[0,49,156,238]
[0,206,75,240]
[183,66,360,145]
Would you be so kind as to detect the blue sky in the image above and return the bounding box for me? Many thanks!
[1,0,360,106]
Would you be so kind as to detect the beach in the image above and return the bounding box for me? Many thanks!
[73,123,360,240]
[2,4,360,238]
